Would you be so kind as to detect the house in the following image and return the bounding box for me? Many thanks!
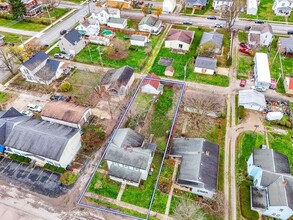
[165,29,195,51]
[238,89,266,111]
[284,77,293,94]
[106,0,132,9]
[163,0,176,13]
[98,65,134,96]
[130,35,148,47]
[22,0,42,17]
[247,149,293,219]
[59,29,86,56]
[19,51,70,85]
[213,0,233,10]
[199,31,224,54]
[194,56,217,75]
[246,0,258,15]
[184,0,208,9]
[88,36,110,46]
[91,7,120,24]
[278,37,293,56]
[107,17,127,29]
[169,138,219,199]
[138,16,162,34]
[272,0,293,16]
[105,128,156,186]
[248,24,273,47]
[41,101,93,129]
[0,108,81,168]
[75,18,100,36]
[254,53,271,91]
[141,74,163,95]
[165,66,174,76]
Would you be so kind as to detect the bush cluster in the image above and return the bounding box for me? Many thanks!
[60,81,72,92]
[60,171,78,186]
[10,154,31,164]
[239,106,245,120]
[44,163,66,173]
[274,120,292,128]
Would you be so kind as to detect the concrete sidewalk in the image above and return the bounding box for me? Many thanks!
[0,27,37,36]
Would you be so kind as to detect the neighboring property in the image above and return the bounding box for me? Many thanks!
[141,74,163,95]
[19,51,70,85]
[130,35,148,47]
[106,0,132,9]
[76,18,100,36]
[165,66,174,77]
[138,16,162,34]
[0,2,10,12]
[22,0,42,17]
[107,17,127,29]
[184,0,208,9]
[284,76,293,94]
[278,37,293,56]
[238,89,266,111]
[104,128,156,187]
[163,0,176,13]
[169,138,219,199]
[91,7,120,24]
[165,29,195,51]
[0,108,81,168]
[59,29,86,56]
[246,0,258,15]
[213,0,233,10]
[272,0,293,16]
[247,149,293,219]
[199,31,224,54]
[194,56,217,75]
[254,52,271,91]
[41,101,93,129]
[248,24,273,47]
[97,65,135,96]
[88,36,110,46]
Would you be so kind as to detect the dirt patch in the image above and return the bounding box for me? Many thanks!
[158,57,174,66]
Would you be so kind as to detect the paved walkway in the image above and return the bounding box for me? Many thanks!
[0,27,38,36]
[116,183,126,201]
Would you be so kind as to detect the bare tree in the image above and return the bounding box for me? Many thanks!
[0,48,17,74]
[221,0,243,29]
[105,38,129,60]
[205,192,225,216]
[174,200,206,220]
[141,6,149,17]
[23,40,44,57]
[198,42,218,58]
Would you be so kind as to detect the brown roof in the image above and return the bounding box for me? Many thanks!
[165,66,174,72]
[41,101,89,124]
[251,24,273,34]
[142,74,160,89]
[166,29,194,44]
[250,33,260,44]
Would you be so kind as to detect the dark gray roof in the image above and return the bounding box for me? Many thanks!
[200,31,224,49]
[139,16,160,27]
[279,37,293,53]
[131,35,147,41]
[108,17,126,24]
[195,56,217,70]
[284,176,293,209]
[108,164,141,183]
[0,107,23,119]
[4,119,79,161]
[253,149,290,174]
[63,29,83,45]
[105,128,155,169]
[35,59,61,81]
[260,170,281,187]
[23,51,48,71]
[251,186,267,209]
[185,0,207,6]
[169,138,219,191]
[268,176,288,207]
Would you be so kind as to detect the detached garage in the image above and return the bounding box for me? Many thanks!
[238,89,266,112]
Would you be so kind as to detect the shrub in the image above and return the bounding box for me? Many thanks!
[0,13,14,20]
[60,81,72,92]
[239,106,245,120]
[10,154,31,163]
[285,121,292,128]
[60,171,79,185]
[227,57,232,66]
[44,163,65,173]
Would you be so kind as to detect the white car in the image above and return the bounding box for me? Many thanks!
[27,104,42,112]
[214,23,224,28]
[20,110,34,117]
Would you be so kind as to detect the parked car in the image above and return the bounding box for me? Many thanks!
[54,53,64,59]
[288,30,293,34]
[240,79,247,87]
[183,20,193,25]
[60,29,67,35]
[64,54,73,60]
[20,110,34,117]
[255,20,265,24]
[239,42,249,49]
[207,16,216,20]
[50,95,64,101]
[214,23,224,28]
[27,104,42,112]
[239,47,253,55]
[270,78,277,90]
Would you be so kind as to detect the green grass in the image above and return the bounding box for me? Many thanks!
[290,103,293,111]
[239,181,259,220]
[0,32,29,44]
[88,173,121,199]
[63,0,83,3]
[181,1,214,15]
[235,94,239,125]
[0,92,9,103]
[48,46,61,55]
[0,19,46,31]
[237,56,253,79]
[42,8,69,19]
[238,32,248,42]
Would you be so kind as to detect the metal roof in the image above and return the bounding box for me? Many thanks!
[238,89,266,108]
[254,53,271,84]
[23,51,48,71]
[195,56,217,70]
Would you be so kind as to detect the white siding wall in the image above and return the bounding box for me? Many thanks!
[141,84,160,95]
[240,103,264,111]
[107,21,126,29]
[130,40,146,46]
[263,206,293,219]
[260,32,273,46]
[139,24,152,32]
[191,187,215,198]
[165,40,190,50]
[194,67,215,75]
[163,0,176,13]
[59,37,86,56]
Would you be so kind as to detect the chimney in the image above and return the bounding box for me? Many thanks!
[205,151,210,156]
[283,180,288,187]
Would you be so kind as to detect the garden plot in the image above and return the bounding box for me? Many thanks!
[158,57,173,66]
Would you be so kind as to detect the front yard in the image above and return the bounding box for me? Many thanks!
[180,1,215,16]
[0,32,30,44]
[0,19,47,31]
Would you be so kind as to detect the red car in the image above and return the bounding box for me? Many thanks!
[239,47,253,55]
[240,42,249,49]
[240,79,247,87]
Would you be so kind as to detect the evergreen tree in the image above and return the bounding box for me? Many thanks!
[8,0,26,19]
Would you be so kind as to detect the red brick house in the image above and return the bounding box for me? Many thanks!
[22,0,43,17]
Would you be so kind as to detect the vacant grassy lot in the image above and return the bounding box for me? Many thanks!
[180,1,215,16]
[0,32,29,44]
[238,32,248,42]
[237,56,253,79]
[0,19,46,31]
[42,8,69,19]
[0,92,9,103]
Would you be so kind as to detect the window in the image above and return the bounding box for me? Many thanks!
[272,213,276,216]
[279,209,283,212]
[276,214,280,217]
[179,44,183,48]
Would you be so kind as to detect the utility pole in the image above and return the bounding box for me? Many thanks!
[252,124,259,137]
[184,63,187,81]
[97,46,103,67]
[88,45,92,63]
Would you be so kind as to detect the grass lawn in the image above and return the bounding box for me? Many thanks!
[238,32,248,42]
[0,19,46,31]
[237,56,253,79]
[88,173,121,199]
[0,92,9,103]
[181,1,215,15]
[150,27,229,87]
[0,32,29,44]
[63,0,83,3]
[42,8,69,19]
[239,181,259,220]
[48,46,61,55]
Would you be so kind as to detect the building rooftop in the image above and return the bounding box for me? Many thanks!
[23,51,48,71]
[166,29,194,45]
[195,56,217,70]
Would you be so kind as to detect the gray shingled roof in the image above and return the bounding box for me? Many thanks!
[131,35,147,41]
[251,186,267,209]
[200,31,224,49]
[250,23,273,34]
[284,176,293,209]
[4,119,79,161]
[279,37,293,53]
[268,176,288,207]
[260,170,281,187]
[185,0,207,6]
[169,138,219,191]
[166,29,194,45]
[35,59,61,81]
[139,16,159,27]
[108,164,141,183]
[108,17,126,24]
[195,56,217,70]
[23,51,48,71]
[63,29,83,45]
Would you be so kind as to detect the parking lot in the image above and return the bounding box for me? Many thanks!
[0,156,69,197]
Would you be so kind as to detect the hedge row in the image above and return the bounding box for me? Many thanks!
[44,163,66,173]
[239,106,245,120]
[10,154,31,164]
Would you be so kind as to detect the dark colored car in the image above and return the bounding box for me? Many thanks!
[255,20,265,24]
[50,95,64,101]
[288,30,293,34]
[240,79,247,87]
[207,16,216,20]
[244,25,251,30]
[182,20,193,25]
[60,29,67,35]
[240,42,249,49]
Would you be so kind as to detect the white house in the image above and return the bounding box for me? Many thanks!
[138,15,162,34]
[75,18,100,36]
[88,36,110,46]
[169,138,219,199]
[59,29,86,56]
[272,0,293,16]
[107,17,127,29]
[141,74,163,95]
[104,128,156,187]
[130,35,148,47]
[238,89,266,111]
[247,149,293,219]
[163,0,176,13]
[248,24,273,47]
[165,29,195,51]
[212,0,233,10]
[284,76,293,95]
[19,51,70,85]
[194,56,217,75]
[91,7,120,24]
[254,53,271,91]
[246,0,258,15]
[41,101,92,129]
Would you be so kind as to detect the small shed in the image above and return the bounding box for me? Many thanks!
[266,112,283,121]
[246,0,258,15]
[107,17,127,29]
[165,66,174,76]
[130,35,148,47]
[194,57,217,75]
[238,89,266,112]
